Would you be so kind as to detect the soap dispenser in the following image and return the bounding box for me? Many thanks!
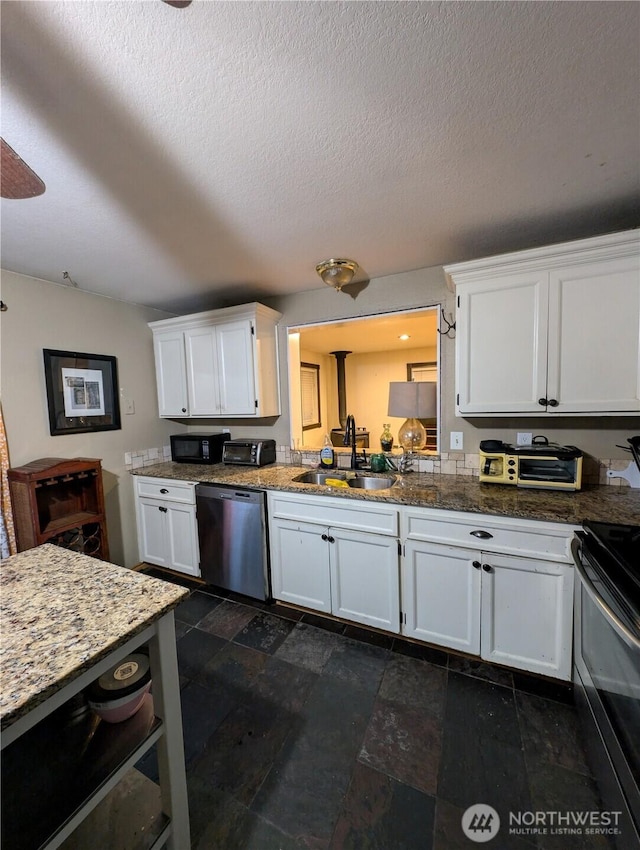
[319,434,336,469]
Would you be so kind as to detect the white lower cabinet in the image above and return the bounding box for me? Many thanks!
[267,491,400,631]
[263,492,575,680]
[134,477,200,577]
[481,552,574,679]
[401,507,576,680]
[330,528,399,632]
[402,541,481,654]
[269,518,332,613]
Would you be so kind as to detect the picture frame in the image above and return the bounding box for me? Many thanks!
[43,349,121,435]
[300,362,321,430]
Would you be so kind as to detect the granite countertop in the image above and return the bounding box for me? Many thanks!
[132,462,640,526]
[0,544,188,730]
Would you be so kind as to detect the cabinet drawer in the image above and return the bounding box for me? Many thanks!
[135,477,197,504]
[268,492,398,536]
[402,507,576,563]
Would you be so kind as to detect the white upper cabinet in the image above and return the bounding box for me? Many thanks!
[446,230,640,416]
[149,303,282,418]
[154,330,189,416]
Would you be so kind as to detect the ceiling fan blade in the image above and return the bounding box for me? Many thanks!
[1,138,46,199]
[162,1,192,7]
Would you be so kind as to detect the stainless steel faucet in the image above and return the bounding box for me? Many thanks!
[343,414,367,469]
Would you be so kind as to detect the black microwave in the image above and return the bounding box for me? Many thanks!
[170,432,230,464]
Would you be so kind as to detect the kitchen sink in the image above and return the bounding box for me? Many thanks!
[292,471,397,489]
[347,475,397,490]
[293,471,348,485]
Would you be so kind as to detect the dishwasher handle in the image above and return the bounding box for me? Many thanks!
[195,483,265,505]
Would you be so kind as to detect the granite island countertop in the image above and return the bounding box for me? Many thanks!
[0,544,188,730]
[132,462,640,527]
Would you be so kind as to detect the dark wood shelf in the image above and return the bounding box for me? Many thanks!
[1,694,161,850]
[41,510,102,535]
[8,457,109,560]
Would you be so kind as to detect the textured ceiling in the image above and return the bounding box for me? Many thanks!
[1,1,638,314]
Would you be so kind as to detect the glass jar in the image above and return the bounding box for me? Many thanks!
[380,424,393,452]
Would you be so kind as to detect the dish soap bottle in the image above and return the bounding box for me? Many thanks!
[320,434,336,468]
[380,423,393,452]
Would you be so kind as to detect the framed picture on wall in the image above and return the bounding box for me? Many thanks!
[43,349,121,435]
[300,362,321,430]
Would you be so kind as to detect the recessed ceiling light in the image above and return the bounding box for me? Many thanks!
[399,334,410,341]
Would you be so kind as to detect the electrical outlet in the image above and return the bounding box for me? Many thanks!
[450,431,463,451]
[516,432,532,446]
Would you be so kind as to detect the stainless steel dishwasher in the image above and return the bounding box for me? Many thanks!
[195,484,270,601]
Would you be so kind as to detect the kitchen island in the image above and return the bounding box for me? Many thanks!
[0,544,190,850]
[131,461,640,526]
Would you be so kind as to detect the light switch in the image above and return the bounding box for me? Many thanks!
[124,398,135,415]
[450,431,463,450]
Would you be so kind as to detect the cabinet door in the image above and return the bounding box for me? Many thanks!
[184,326,220,416]
[153,331,189,417]
[547,257,640,413]
[402,541,481,653]
[330,529,400,632]
[456,272,549,414]
[136,498,169,567]
[480,553,573,680]
[216,320,256,415]
[166,503,200,577]
[269,519,331,613]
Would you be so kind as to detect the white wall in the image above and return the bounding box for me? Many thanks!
[0,270,178,567]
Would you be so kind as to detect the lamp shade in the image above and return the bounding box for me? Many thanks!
[388,382,437,419]
[388,381,437,452]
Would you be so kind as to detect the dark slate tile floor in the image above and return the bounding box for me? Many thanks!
[137,575,611,850]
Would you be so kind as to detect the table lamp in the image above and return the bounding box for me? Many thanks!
[387,381,437,451]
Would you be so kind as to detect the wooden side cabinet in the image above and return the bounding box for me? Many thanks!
[8,457,109,560]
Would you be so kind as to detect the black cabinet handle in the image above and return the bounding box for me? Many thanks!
[470,530,493,539]
[482,563,492,572]
[472,560,481,569]
[321,533,328,541]
[181,407,187,413]
[159,506,168,513]
[538,397,547,406]
[160,488,169,494]
[328,536,335,544]
[548,398,559,407]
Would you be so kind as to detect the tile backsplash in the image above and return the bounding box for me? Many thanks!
[125,445,171,469]
[275,446,633,487]
[123,444,633,487]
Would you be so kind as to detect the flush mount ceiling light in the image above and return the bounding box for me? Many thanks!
[316,259,359,292]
